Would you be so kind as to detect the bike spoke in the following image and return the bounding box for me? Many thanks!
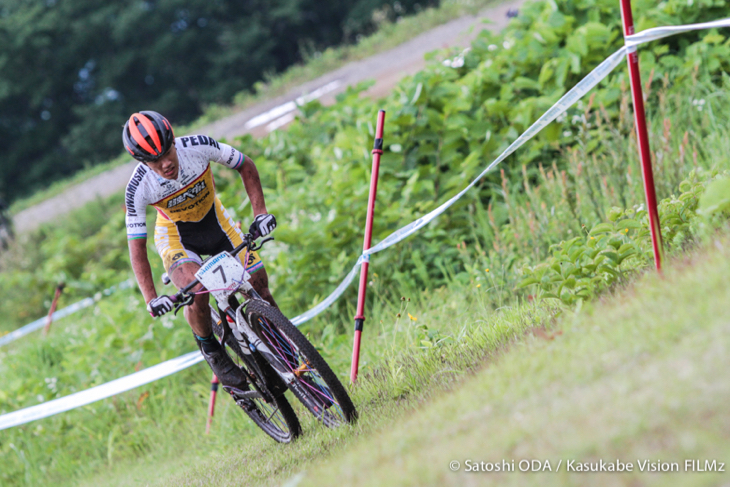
[258,318,298,368]
[210,306,302,443]
[264,404,281,423]
[299,376,333,401]
[246,300,357,428]
[255,315,348,421]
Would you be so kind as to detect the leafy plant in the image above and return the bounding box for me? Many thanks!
[213,0,730,319]
[517,171,716,303]
[698,174,730,218]
[1,1,730,484]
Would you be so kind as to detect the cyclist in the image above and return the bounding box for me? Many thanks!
[123,110,275,392]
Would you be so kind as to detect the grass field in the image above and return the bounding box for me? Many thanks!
[73,235,730,486]
[300,243,730,487]
[3,2,729,485]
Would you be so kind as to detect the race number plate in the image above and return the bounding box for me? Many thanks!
[195,252,250,304]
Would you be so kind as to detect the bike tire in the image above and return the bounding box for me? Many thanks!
[211,309,289,398]
[211,310,302,443]
[245,299,358,427]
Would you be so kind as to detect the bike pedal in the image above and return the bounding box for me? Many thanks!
[223,385,247,396]
[223,386,262,400]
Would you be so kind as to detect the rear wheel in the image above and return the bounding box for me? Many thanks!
[245,299,358,427]
[211,309,301,443]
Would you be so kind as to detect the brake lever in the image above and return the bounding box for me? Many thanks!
[249,236,274,252]
[173,293,195,315]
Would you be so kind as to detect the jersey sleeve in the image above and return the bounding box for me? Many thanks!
[215,142,245,169]
[125,165,151,240]
[176,135,245,169]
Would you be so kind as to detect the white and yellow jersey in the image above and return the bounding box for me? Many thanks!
[124,135,243,239]
[124,135,263,274]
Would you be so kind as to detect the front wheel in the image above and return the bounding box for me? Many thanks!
[245,299,358,427]
[211,309,301,443]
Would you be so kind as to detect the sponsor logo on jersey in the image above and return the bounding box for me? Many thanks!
[125,166,148,216]
[167,191,211,214]
[167,180,207,208]
[226,147,236,166]
[171,252,184,262]
[179,135,220,150]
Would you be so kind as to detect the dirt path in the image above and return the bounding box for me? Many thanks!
[13,0,524,234]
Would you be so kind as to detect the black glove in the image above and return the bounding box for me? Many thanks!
[249,213,276,239]
[147,295,175,317]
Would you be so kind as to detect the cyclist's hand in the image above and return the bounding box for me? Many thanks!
[147,295,175,317]
[249,213,276,239]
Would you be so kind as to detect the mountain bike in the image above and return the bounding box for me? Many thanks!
[170,233,357,441]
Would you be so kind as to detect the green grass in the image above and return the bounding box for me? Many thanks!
[1,252,554,486]
[2,2,729,485]
[96,234,730,487]
[9,0,499,215]
[301,243,730,487]
[72,284,558,487]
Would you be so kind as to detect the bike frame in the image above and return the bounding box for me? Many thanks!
[174,234,311,404]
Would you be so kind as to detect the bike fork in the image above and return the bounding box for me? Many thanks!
[232,306,313,401]
[215,306,274,401]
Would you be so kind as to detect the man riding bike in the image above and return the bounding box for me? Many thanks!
[123,110,276,392]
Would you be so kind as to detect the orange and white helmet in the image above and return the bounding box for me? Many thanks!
[122,111,175,163]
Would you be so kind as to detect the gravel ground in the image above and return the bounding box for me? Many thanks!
[13,0,524,234]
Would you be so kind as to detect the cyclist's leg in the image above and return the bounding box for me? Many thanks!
[155,210,248,389]
[154,222,212,336]
[169,262,213,337]
[158,243,247,388]
[249,265,278,308]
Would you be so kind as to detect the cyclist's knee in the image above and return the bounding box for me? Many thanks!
[185,293,213,336]
[190,292,210,311]
[170,261,201,289]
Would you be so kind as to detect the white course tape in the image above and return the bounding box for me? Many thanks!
[365,47,628,257]
[285,48,629,325]
[0,279,135,348]
[290,255,369,326]
[2,17,728,430]
[0,352,203,431]
[625,17,730,48]
[266,112,297,133]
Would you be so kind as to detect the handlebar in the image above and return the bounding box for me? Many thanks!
[171,233,274,313]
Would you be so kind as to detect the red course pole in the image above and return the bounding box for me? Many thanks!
[620,0,663,271]
[350,109,386,384]
[205,373,219,434]
[43,283,65,337]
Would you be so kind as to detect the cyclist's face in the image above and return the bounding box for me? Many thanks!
[147,145,179,179]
